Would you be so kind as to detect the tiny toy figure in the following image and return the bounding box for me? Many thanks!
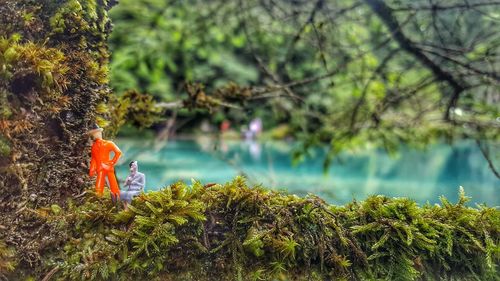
[121,160,145,210]
[88,124,122,201]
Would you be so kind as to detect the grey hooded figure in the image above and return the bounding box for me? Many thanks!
[121,160,145,209]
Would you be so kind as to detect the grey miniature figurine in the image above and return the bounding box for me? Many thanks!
[121,160,145,210]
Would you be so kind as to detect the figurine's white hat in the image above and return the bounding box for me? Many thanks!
[88,123,103,135]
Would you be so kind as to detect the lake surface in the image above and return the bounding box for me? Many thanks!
[115,138,499,206]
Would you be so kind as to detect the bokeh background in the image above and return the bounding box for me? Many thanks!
[106,0,500,205]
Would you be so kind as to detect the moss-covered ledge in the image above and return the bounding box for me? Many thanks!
[15,177,494,281]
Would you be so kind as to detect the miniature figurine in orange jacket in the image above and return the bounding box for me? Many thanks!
[88,124,122,200]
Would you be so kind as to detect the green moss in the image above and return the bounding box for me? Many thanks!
[0,0,116,274]
[49,0,107,40]
[107,90,165,136]
[0,136,11,157]
[50,0,88,34]
[0,239,16,276]
[0,90,12,119]
[43,179,499,281]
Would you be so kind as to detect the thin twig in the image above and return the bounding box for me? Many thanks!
[41,266,60,281]
[74,191,87,199]
[475,139,500,179]
[393,1,500,12]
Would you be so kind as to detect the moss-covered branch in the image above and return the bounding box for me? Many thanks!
[34,178,499,281]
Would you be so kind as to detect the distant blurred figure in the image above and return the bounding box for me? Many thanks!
[121,161,145,210]
[249,118,262,137]
[200,119,215,133]
[220,120,231,133]
[242,118,263,140]
[241,125,252,140]
[248,140,262,161]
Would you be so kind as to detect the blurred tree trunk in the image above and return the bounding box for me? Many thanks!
[0,0,116,273]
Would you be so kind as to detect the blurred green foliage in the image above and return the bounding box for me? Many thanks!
[108,0,499,169]
[107,0,325,130]
[109,0,259,100]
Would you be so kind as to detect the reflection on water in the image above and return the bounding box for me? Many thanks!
[115,138,499,206]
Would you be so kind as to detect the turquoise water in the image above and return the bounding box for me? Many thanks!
[114,138,499,206]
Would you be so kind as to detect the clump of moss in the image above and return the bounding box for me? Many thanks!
[41,178,499,281]
[184,82,253,112]
[334,187,499,280]
[0,239,17,278]
[0,136,11,157]
[49,0,97,34]
[106,90,165,136]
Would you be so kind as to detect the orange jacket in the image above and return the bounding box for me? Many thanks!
[89,139,122,176]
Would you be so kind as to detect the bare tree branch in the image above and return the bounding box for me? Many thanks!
[476,139,500,179]
[393,1,500,12]
[349,49,399,130]
[363,0,467,121]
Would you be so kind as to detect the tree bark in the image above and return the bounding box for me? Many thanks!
[0,0,116,270]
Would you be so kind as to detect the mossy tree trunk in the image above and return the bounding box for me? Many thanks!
[0,0,116,272]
